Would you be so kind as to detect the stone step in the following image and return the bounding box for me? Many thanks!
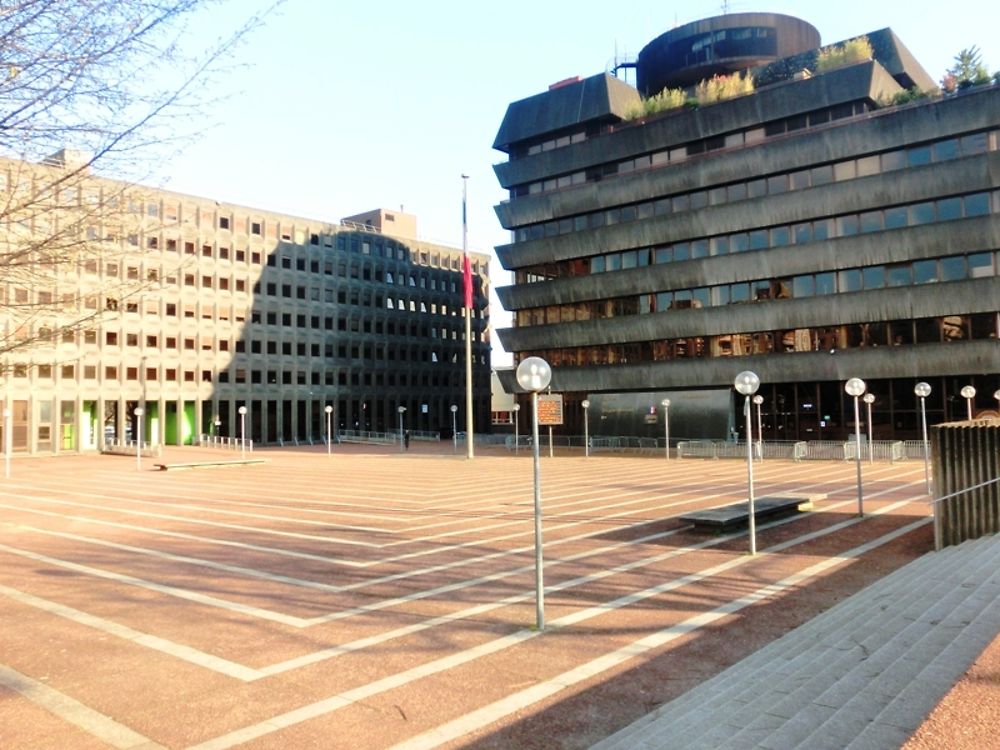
[720,536,1000,750]
[592,535,1000,750]
[625,537,975,739]
[843,591,1000,750]
[714,550,999,750]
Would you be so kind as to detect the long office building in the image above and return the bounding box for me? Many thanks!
[492,12,1000,442]
[0,151,492,453]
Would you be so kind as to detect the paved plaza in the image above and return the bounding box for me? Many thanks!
[0,444,937,749]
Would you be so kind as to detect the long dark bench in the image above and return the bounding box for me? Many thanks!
[680,494,824,532]
[153,458,268,471]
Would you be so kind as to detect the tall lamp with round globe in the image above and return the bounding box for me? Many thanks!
[238,405,247,459]
[325,405,333,455]
[450,404,458,454]
[516,356,552,630]
[734,371,760,555]
[752,394,764,460]
[845,377,866,516]
[397,406,406,453]
[914,382,932,493]
[3,407,11,479]
[134,406,144,471]
[661,398,671,459]
[863,392,876,464]
[512,403,521,455]
[961,385,976,420]
[581,399,591,458]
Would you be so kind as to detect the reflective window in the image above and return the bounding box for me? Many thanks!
[913,259,937,284]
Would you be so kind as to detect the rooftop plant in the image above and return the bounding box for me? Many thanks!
[815,36,873,72]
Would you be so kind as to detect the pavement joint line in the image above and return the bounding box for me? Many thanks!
[0,662,166,750]
[0,541,312,628]
[1,480,396,535]
[0,477,925,643]
[7,457,885,538]
[0,505,368,568]
[10,525,360,595]
[184,512,931,750]
[0,583,263,681]
[0,481,925,689]
[387,517,933,750]
[0,493,383,549]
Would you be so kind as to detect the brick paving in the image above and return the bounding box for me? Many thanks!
[0,444,940,749]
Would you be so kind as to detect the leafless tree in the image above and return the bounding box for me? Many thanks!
[0,0,280,360]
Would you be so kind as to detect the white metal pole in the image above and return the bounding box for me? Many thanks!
[531,391,544,630]
[462,175,474,460]
[514,407,519,455]
[3,408,10,479]
[865,397,874,464]
[326,407,332,456]
[135,409,143,471]
[853,395,864,516]
[920,396,930,493]
[664,407,669,459]
[745,395,756,556]
[548,426,553,458]
[755,399,763,461]
[584,408,589,458]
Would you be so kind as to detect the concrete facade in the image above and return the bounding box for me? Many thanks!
[0,157,492,454]
[492,15,1000,442]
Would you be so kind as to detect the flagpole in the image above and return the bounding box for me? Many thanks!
[462,174,474,459]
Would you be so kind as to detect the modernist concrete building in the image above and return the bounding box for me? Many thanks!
[493,12,1000,442]
[0,152,491,454]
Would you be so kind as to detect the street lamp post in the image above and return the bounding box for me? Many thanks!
[3,407,10,479]
[734,371,760,555]
[397,405,406,452]
[752,394,764,461]
[450,404,458,454]
[214,417,221,446]
[134,406,144,471]
[513,403,521,455]
[863,392,876,464]
[961,385,976,420]
[845,377,866,517]
[581,399,590,458]
[661,398,671,459]
[238,405,247,459]
[915,382,932,494]
[325,405,333,455]
[516,356,552,630]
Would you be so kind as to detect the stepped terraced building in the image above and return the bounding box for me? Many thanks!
[493,12,1000,441]
[0,152,491,454]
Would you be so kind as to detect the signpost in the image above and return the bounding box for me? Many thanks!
[537,394,563,458]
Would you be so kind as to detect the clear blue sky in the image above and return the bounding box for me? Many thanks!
[154,1,1000,365]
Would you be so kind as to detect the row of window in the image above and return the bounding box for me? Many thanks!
[512,100,877,198]
[515,251,1000,326]
[520,313,1000,368]
[4,364,483,390]
[518,191,999,285]
[513,129,1000,247]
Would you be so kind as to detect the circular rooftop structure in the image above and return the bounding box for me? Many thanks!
[637,13,820,96]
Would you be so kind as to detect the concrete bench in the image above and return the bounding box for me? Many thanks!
[680,494,824,532]
[153,458,268,471]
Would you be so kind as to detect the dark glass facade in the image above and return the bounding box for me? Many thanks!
[492,19,1000,441]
